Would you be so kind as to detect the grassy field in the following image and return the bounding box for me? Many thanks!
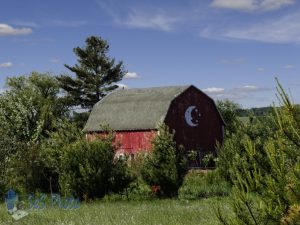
[0,197,231,225]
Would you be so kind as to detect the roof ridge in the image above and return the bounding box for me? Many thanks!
[116,84,191,91]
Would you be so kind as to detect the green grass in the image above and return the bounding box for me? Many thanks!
[0,197,232,225]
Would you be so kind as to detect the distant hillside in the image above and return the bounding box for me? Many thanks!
[236,105,300,117]
[236,106,273,117]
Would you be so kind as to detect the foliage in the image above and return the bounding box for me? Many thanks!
[0,75,62,143]
[179,170,230,200]
[202,153,214,168]
[236,106,274,117]
[216,99,241,135]
[40,120,83,193]
[0,127,18,198]
[57,36,126,110]
[109,157,135,195]
[141,124,187,197]
[5,72,67,140]
[41,120,82,175]
[71,111,90,129]
[103,179,153,201]
[187,150,199,167]
[60,136,133,200]
[0,72,67,193]
[217,112,275,182]
[217,79,300,224]
[103,153,153,201]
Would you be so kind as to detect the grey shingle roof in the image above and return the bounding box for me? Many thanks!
[84,85,190,132]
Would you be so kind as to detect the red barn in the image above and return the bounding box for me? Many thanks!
[84,85,225,167]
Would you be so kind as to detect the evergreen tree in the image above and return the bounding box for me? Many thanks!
[141,124,187,197]
[217,79,300,224]
[57,36,126,110]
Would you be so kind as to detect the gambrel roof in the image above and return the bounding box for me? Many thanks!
[84,85,190,131]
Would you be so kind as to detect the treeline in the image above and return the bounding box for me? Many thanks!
[237,105,300,117]
[236,106,274,117]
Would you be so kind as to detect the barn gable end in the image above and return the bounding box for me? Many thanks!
[164,85,224,166]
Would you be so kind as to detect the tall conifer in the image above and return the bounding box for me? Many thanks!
[57,36,126,110]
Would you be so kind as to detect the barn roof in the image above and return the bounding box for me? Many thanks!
[84,85,190,132]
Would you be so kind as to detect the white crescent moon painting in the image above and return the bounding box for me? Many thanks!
[184,106,201,127]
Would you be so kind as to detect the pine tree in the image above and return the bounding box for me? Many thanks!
[217,79,300,224]
[57,36,126,110]
[141,124,187,197]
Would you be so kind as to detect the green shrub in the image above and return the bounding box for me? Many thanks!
[141,124,187,197]
[60,138,134,200]
[179,170,230,200]
[109,157,135,194]
[104,178,153,201]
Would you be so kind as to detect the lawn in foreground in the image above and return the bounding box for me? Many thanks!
[0,197,231,225]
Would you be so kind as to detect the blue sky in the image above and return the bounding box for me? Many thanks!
[1,0,300,108]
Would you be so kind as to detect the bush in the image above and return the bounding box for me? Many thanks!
[60,137,133,200]
[109,157,135,194]
[103,178,153,201]
[178,170,230,200]
[141,124,187,197]
[103,152,154,201]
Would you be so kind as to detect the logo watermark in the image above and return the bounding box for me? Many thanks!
[4,189,80,221]
[5,189,29,221]
[28,193,80,209]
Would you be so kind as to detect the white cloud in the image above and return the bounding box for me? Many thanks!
[117,83,128,89]
[200,12,300,44]
[0,24,32,36]
[260,0,294,11]
[0,62,13,68]
[51,20,87,27]
[50,58,60,64]
[211,0,294,11]
[257,67,265,72]
[124,72,140,79]
[238,85,259,91]
[11,20,38,28]
[204,84,272,101]
[203,87,225,94]
[284,64,294,69]
[123,11,180,31]
[211,0,255,11]
[97,1,183,32]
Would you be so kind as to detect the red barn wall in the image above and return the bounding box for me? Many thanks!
[87,130,156,156]
[164,86,224,160]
